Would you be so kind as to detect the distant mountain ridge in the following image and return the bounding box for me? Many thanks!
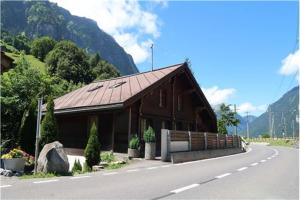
[242,86,299,137]
[1,1,139,75]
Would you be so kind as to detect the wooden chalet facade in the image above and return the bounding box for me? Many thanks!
[50,63,217,154]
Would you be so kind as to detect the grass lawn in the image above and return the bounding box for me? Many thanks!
[247,138,298,148]
[5,52,47,73]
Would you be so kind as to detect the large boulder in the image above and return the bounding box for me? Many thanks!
[37,141,69,174]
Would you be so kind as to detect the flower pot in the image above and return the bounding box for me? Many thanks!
[128,148,140,158]
[3,158,25,172]
[145,142,156,160]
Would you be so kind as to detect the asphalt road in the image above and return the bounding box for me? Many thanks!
[1,144,299,199]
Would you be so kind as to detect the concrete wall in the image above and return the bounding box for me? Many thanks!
[171,148,245,163]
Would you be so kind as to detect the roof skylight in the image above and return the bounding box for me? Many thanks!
[109,81,126,89]
[87,85,103,92]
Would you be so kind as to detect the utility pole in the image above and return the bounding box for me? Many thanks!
[234,104,238,135]
[246,111,250,139]
[34,97,43,174]
[268,106,272,138]
[272,115,275,138]
[292,119,295,139]
[151,43,154,71]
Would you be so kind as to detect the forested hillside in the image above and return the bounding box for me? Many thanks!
[1,1,138,75]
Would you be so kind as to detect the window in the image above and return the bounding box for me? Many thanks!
[177,95,183,111]
[109,81,126,89]
[159,89,167,108]
[87,85,103,92]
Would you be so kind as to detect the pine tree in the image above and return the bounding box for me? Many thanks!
[39,96,58,148]
[84,122,100,168]
[18,100,37,154]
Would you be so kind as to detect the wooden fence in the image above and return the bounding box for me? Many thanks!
[163,130,241,155]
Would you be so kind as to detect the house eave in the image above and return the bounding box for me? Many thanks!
[50,103,124,115]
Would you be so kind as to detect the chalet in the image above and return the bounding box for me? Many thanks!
[50,63,217,154]
[1,51,14,74]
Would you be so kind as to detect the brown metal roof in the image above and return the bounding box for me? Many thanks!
[51,63,184,113]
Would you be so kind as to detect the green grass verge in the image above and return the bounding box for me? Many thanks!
[247,138,298,148]
[105,163,127,170]
[19,172,58,179]
[19,172,73,179]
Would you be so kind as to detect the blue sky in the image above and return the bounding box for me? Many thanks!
[52,0,299,116]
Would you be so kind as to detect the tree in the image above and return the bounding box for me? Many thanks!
[39,96,58,148]
[31,36,56,61]
[217,103,240,135]
[45,41,92,83]
[18,100,37,155]
[1,54,50,145]
[89,53,101,68]
[92,60,120,80]
[84,123,100,168]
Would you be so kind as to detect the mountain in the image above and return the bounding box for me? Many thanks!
[0,1,139,75]
[244,86,299,138]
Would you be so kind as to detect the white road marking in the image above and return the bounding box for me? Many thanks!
[103,172,118,176]
[127,169,140,172]
[33,179,58,184]
[161,165,171,168]
[170,184,199,194]
[260,159,266,163]
[70,175,90,179]
[215,173,231,179]
[251,162,258,166]
[237,167,248,171]
[267,157,272,160]
[147,166,159,170]
[0,185,12,188]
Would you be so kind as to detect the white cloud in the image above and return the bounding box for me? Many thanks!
[152,0,168,8]
[279,50,300,76]
[202,86,236,107]
[50,0,161,64]
[237,102,267,114]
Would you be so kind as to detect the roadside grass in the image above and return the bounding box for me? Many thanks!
[247,138,298,148]
[105,162,127,170]
[19,171,73,179]
[19,172,59,179]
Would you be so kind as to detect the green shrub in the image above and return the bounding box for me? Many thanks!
[72,159,82,173]
[18,100,37,155]
[261,133,270,138]
[83,162,92,172]
[129,134,140,149]
[144,126,156,143]
[84,123,100,168]
[39,96,58,148]
[100,152,115,163]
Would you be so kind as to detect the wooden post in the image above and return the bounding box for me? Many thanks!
[138,98,143,139]
[111,113,115,151]
[188,131,192,151]
[128,107,132,146]
[216,134,219,149]
[204,132,207,150]
[172,77,176,130]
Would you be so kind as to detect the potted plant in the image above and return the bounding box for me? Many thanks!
[144,126,156,160]
[128,134,140,158]
[1,148,25,172]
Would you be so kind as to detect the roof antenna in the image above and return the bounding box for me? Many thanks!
[151,43,154,71]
